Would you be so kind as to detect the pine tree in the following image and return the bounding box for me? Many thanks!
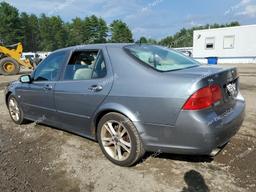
[0,2,22,44]
[110,20,133,43]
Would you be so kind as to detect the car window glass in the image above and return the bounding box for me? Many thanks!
[64,50,106,80]
[33,51,66,81]
[125,45,199,71]
[92,51,107,79]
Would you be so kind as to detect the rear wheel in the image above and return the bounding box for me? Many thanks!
[0,57,20,75]
[97,112,145,167]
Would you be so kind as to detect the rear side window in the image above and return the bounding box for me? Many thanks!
[63,50,107,80]
[125,45,199,72]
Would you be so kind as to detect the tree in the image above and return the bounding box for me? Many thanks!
[147,38,157,44]
[0,2,242,51]
[67,15,108,45]
[110,20,133,43]
[38,14,51,50]
[67,17,87,46]
[84,15,108,44]
[96,17,108,43]
[228,21,240,27]
[0,2,22,44]
[39,14,67,51]
[50,16,68,49]
[20,13,40,51]
[139,36,148,43]
[159,21,240,48]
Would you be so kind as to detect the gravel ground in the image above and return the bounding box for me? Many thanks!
[0,64,255,192]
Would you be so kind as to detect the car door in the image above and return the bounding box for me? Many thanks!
[54,48,113,137]
[21,51,68,124]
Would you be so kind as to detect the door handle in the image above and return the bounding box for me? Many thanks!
[43,84,53,91]
[88,85,103,92]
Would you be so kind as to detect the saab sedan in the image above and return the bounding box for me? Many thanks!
[5,44,245,166]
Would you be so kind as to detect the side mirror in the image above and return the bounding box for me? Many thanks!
[19,75,32,83]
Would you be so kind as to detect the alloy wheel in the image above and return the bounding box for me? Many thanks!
[100,120,132,161]
[8,98,20,121]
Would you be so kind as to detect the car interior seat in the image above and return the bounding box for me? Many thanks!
[73,68,93,80]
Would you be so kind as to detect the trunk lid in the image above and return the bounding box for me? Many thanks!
[171,65,239,114]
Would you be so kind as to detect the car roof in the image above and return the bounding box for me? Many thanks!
[55,43,134,53]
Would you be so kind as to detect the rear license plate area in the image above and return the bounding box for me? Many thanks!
[223,78,238,101]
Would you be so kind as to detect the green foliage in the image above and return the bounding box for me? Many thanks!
[0,2,22,44]
[147,38,158,44]
[0,2,109,51]
[139,36,148,43]
[0,2,241,52]
[138,37,158,44]
[66,15,108,46]
[159,22,240,48]
[38,14,67,51]
[84,15,108,44]
[110,20,133,43]
[20,13,40,51]
[66,17,86,46]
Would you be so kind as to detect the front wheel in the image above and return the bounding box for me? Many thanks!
[97,112,145,167]
[8,95,27,124]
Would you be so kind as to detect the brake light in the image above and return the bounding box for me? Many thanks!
[183,84,222,110]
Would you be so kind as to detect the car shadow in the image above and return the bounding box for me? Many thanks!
[143,152,213,163]
[181,170,210,192]
[28,122,214,164]
[34,122,98,143]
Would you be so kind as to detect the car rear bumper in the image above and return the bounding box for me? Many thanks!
[136,95,245,155]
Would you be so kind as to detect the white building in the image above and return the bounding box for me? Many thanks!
[193,25,256,64]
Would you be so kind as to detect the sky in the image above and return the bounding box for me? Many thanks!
[4,0,256,40]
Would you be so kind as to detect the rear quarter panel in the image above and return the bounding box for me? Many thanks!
[105,46,202,126]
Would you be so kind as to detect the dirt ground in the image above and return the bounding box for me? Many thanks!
[0,64,255,192]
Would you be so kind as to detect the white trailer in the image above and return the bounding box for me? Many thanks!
[193,25,256,64]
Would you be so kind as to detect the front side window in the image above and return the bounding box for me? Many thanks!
[125,45,199,71]
[33,51,67,81]
[64,50,106,80]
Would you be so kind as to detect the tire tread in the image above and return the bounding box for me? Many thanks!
[0,57,20,75]
[97,112,145,166]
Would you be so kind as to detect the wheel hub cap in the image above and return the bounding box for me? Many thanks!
[3,62,15,72]
[101,120,132,161]
[8,98,20,121]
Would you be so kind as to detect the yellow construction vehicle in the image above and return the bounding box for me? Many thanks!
[0,42,34,75]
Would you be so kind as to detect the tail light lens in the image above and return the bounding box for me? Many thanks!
[183,84,222,110]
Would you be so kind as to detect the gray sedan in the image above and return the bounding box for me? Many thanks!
[5,44,245,166]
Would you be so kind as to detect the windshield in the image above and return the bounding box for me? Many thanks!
[125,45,199,71]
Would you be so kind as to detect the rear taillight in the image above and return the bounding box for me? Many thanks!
[183,84,222,110]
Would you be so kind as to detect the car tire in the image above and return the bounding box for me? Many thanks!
[0,57,20,75]
[97,112,145,167]
[7,95,27,125]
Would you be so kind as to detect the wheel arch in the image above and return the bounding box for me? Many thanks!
[91,103,141,140]
[5,91,12,106]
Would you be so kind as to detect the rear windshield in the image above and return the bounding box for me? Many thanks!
[124,45,199,71]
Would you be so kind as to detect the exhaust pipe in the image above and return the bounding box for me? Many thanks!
[210,148,222,156]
